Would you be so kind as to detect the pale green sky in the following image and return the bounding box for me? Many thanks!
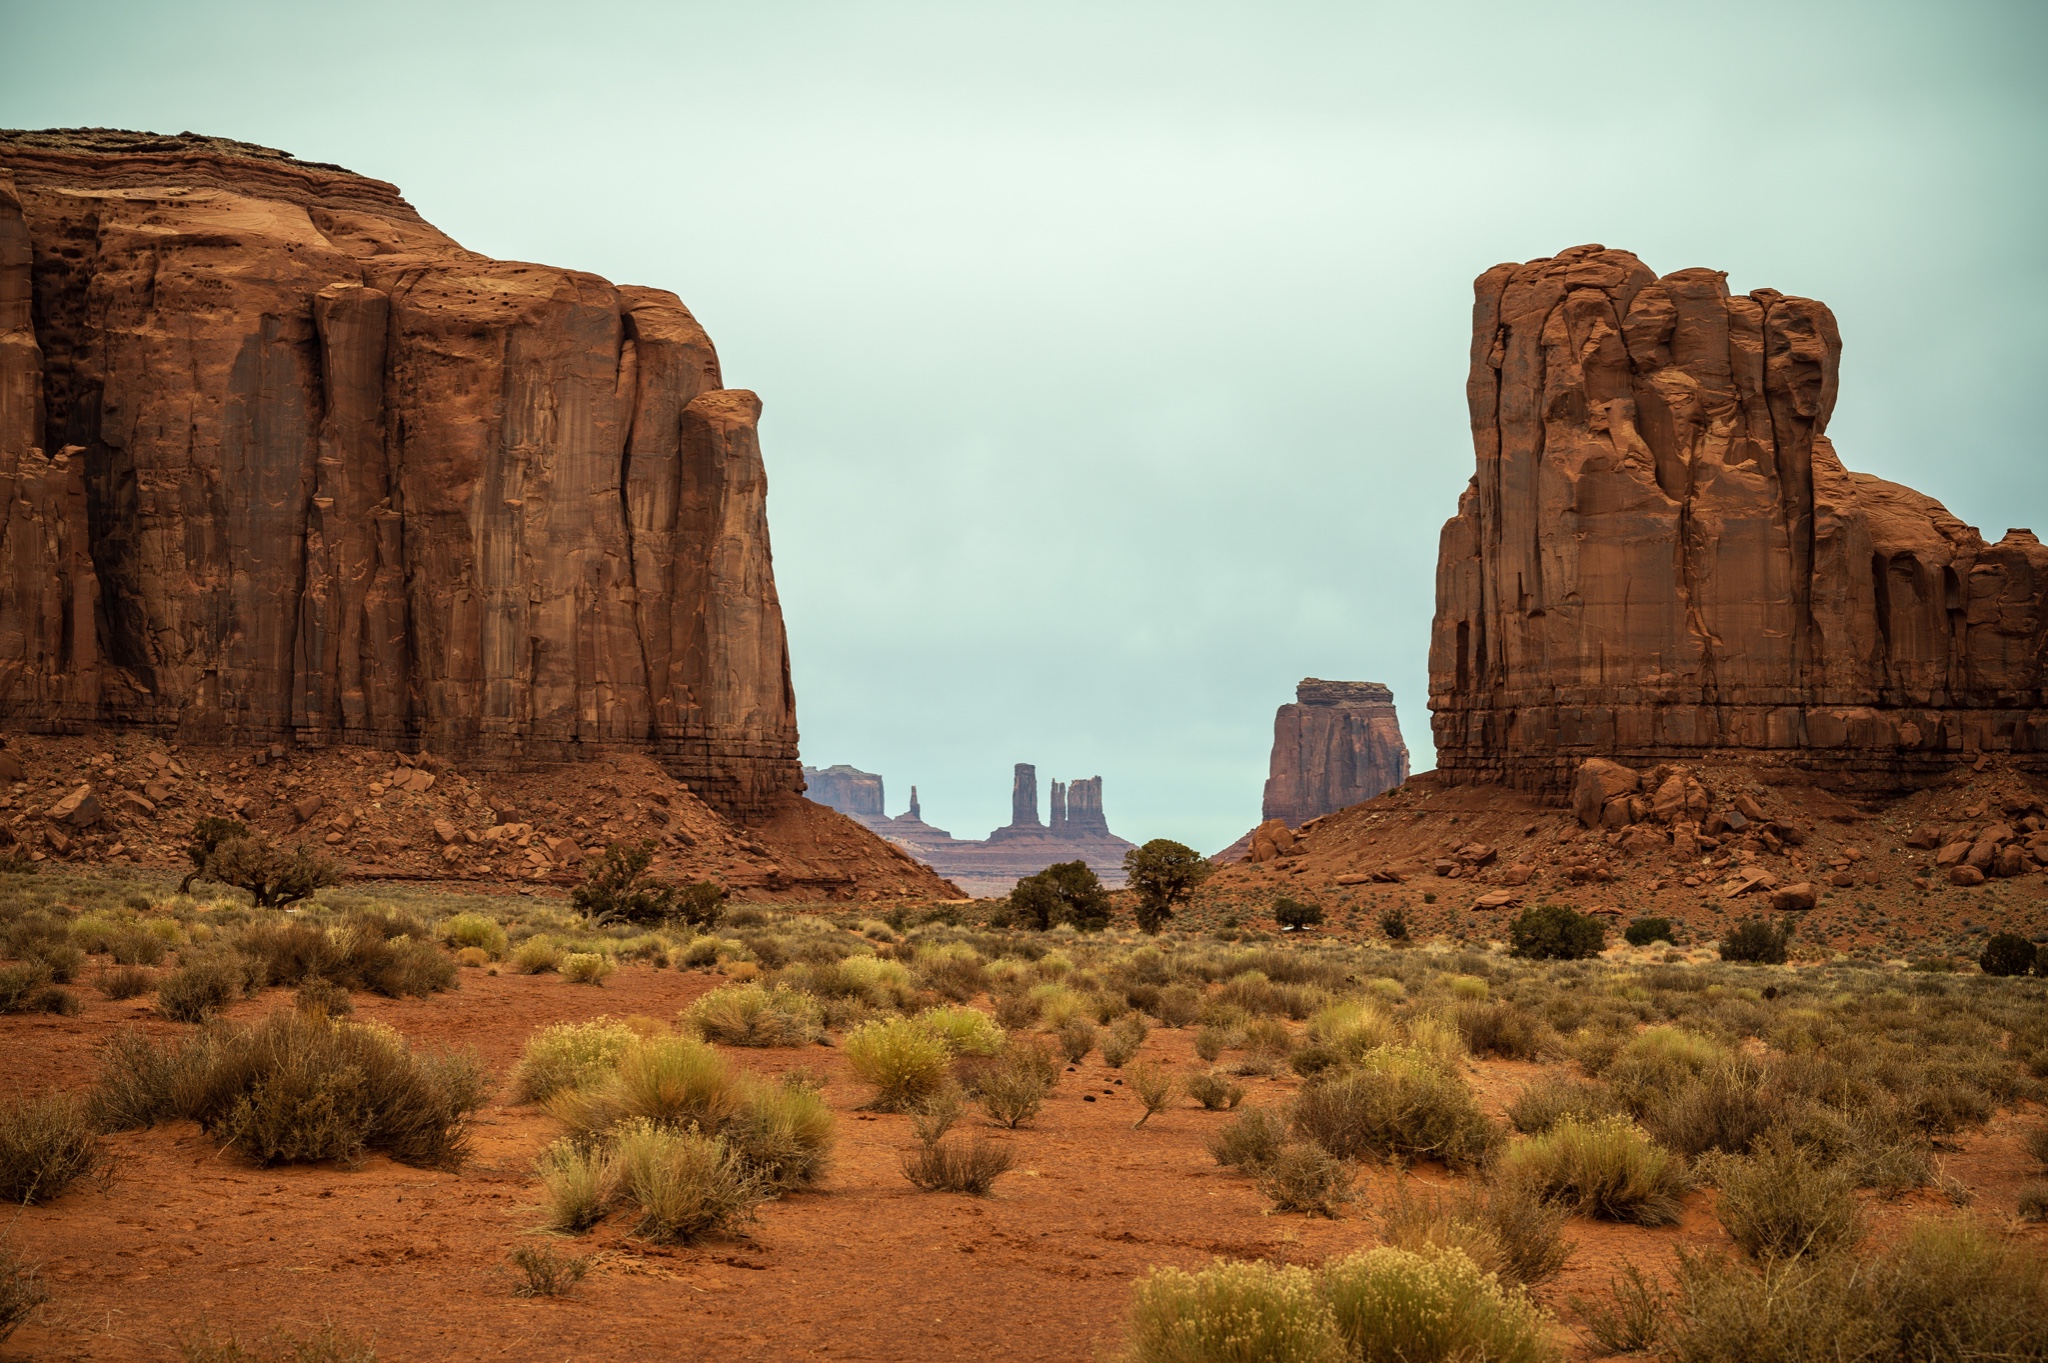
[5,1,2044,850]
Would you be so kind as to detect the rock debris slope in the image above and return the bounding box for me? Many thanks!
[0,129,796,818]
[1430,244,2047,794]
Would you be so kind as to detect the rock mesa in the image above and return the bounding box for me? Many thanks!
[1430,244,2047,793]
[0,129,799,817]
[1262,679,1410,827]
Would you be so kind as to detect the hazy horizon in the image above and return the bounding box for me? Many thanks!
[6,1,2044,851]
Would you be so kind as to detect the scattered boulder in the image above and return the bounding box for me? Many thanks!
[48,784,99,827]
[1770,882,1817,911]
[1949,864,1987,887]
[1572,759,1639,828]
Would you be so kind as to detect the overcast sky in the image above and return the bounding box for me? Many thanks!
[7,1,2045,851]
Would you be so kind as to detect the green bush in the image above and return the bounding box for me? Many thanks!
[1506,1075,1618,1135]
[1008,860,1110,932]
[1508,903,1605,961]
[511,1019,638,1103]
[571,841,683,926]
[193,830,343,908]
[1291,1046,1501,1169]
[1625,916,1675,947]
[1123,839,1213,934]
[0,1093,105,1204]
[1323,1245,1557,1363]
[1980,932,2037,977]
[1718,917,1791,965]
[920,1005,1006,1057]
[843,1017,952,1111]
[560,952,614,985]
[684,983,824,1047]
[1499,1116,1688,1225]
[439,913,507,960]
[1057,1016,1097,1062]
[1123,1259,1340,1363]
[1275,897,1325,931]
[510,937,563,974]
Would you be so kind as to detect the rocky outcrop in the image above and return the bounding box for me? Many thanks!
[1430,244,2048,794]
[0,129,798,817]
[803,764,885,820]
[869,762,1136,896]
[1262,679,1410,826]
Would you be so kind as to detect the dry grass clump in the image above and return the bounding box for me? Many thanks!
[0,1094,104,1204]
[507,1244,588,1298]
[439,913,507,960]
[1499,1116,1689,1225]
[844,1017,952,1111]
[972,1053,1055,1130]
[179,1320,379,1362]
[1660,1216,2047,1363]
[901,1133,1015,1195]
[510,937,563,975]
[0,1243,47,1342]
[1056,1016,1097,1062]
[92,1009,485,1168]
[155,952,252,1022]
[546,1034,740,1138]
[232,918,455,999]
[1306,999,1399,1063]
[1291,1046,1500,1169]
[535,1120,764,1243]
[1507,1075,1619,1135]
[1121,1247,1558,1363]
[512,1019,640,1104]
[684,983,824,1047]
[1378,1177,1573,1288]
[919,1005,1006,1056]
[1100,1013,1150,1068]
[1450,1000,1554,1061]
[96,964,156,1000]
[1710,1137,1863,1261]
[1258,1143,1355,1217]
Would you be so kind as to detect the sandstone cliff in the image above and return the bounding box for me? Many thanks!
[1262,679,1410,826]
[1430,244,2047,793]
[0,129,798,817]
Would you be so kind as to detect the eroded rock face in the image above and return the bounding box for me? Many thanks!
[0,129,799,817]
[1430,244,2048,793]
[1262,679,1411,826]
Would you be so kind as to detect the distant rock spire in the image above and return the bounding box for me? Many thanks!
[1011,763,1040,827]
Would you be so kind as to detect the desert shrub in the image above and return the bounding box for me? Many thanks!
[1194,1023,1230,1062]
[1604,1026,1726,1102]
[1380,908,1410,941]
[1508,903,1605,961]
[1403,1014,1468,1071]
[547,1035,740,1139]
[0,963,51,1013]
[1149,983,1203,1028]
[293,978,353,1017]
[74,916,167,966]
[1124,839,1214,934]
[1323,1244,1558,1363]
[96,1009,485,1168]
[1378,1177,1572,1288]
[0,1243,46,1342]
[1009,860,1111,932]
[1625,916,1675,947]
[1186,1071,1244,1111]
[97,964,155,1000]
[2019,1181,2048,1222]
[2026,1123,2048,1169]
[510,937,563,974]
[440,913,507,960]
[1258,1143,1354,1216]
[1100,1013,1150,1068]
[1980,932,2036,977]
[1057,1016,1097,1062]
[1712,1136,1862,1261]
[718,1074,834,1191]
[920,1005,1006,1056]
[1292,1046,1501,1169]
[512,1019,638,1103]
[454,947,489,968]
[156,953,249,1022]
[1507,1075,1617,1135]
[1128,1062,1177,1127]
[685,983,824,1047]
[1718,917,1791,965]
[844,1017,951,1111]
[1123,1259,1339,1363]
[675,937,723,970]
[1642,1058,1777,1159]
[1449,975,1489,1001]
[1026,982,1086,1028]
[976,1061,1051,1130]
[902,1134,1014,1195]
[31,986,79,1016]
[1450,1000,1552,1060]
[233,920,453,999]
[571,841,680,925]
[178,1320,378,1362]
[912,942,985,1000]
[508,1243,588,1298]
[1307,999,1399,1062]
[1573,1262,1669,1357]
[1207,1105,1287,1171]
[0,1094,104,1204]
[1500,1115,1688,1225]
[195,833,343,908]
[560,953,614,986]
[610,1119,762,1242]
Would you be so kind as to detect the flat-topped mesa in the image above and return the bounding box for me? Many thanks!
[1262,679,1410,826]
[802,765,884,820]
[1428,244,2048,794]
[0,129,800,818]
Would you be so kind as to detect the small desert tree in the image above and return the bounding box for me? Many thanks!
[1010,861,1111,932]
[1274,896,1324,932]
[200,834,343,908]
[1718,916,1793,964]
[1979,932,2036,978]
[180,816,249,894]
[1123,839,1212,934]
[573,840,719,927]
[1508,902,1605,960]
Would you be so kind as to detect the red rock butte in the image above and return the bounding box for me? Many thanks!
[0,129,798,818]
[1429,244,2047,795]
